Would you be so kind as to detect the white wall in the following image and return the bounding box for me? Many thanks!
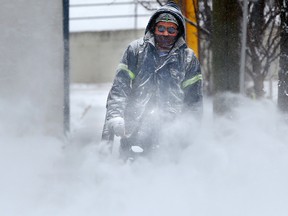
[0,1,65,137]
[70,29,144,83]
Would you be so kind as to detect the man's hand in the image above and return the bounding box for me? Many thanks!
[108,117,125,137]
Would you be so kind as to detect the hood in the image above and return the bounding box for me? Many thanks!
[145,1,186,40]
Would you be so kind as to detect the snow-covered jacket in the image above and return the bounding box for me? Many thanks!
[102,2,203,149]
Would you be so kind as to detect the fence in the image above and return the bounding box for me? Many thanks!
[69,1,158,32]
[69,1,158,83]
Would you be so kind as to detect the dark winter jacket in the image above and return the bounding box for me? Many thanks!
[102,2,203,152]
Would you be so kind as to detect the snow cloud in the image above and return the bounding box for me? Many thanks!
[1,90,288,216]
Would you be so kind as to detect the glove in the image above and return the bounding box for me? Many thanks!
[108,117,125,137]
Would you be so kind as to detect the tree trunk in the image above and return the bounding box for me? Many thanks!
[212,0,241,114]
[278,0,288,112]
[253,75,265,98]
[248,0,266,98]
[252,57,265,98]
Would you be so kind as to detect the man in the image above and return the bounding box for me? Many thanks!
[102,1,203,160]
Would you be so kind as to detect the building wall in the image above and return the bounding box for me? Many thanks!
[0,1,64,136]
[70,29,144,83]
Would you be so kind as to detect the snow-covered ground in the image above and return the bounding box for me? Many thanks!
[1,83,288,216]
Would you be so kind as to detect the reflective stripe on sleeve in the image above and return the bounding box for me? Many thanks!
[118,63,135,80]
[182,74,202,89]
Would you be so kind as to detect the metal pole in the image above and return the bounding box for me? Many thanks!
[240,0,248,94]
[134,0,138,30]
[63,0,70,134]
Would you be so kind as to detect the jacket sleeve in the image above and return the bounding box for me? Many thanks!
[101,43,137,142]
[182,48,203,114]
[106,42,138,121]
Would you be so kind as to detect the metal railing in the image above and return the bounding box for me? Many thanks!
[69,1,157,30]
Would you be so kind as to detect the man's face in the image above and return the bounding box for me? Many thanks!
[154,21,178,37]
[154,21,178,50]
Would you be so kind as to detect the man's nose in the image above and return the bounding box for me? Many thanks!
[163,30,169,36]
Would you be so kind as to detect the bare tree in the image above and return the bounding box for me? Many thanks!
[278,0,288,112]
[139,0,166,10]
[138,0,169,10]
[246,0,282,98]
